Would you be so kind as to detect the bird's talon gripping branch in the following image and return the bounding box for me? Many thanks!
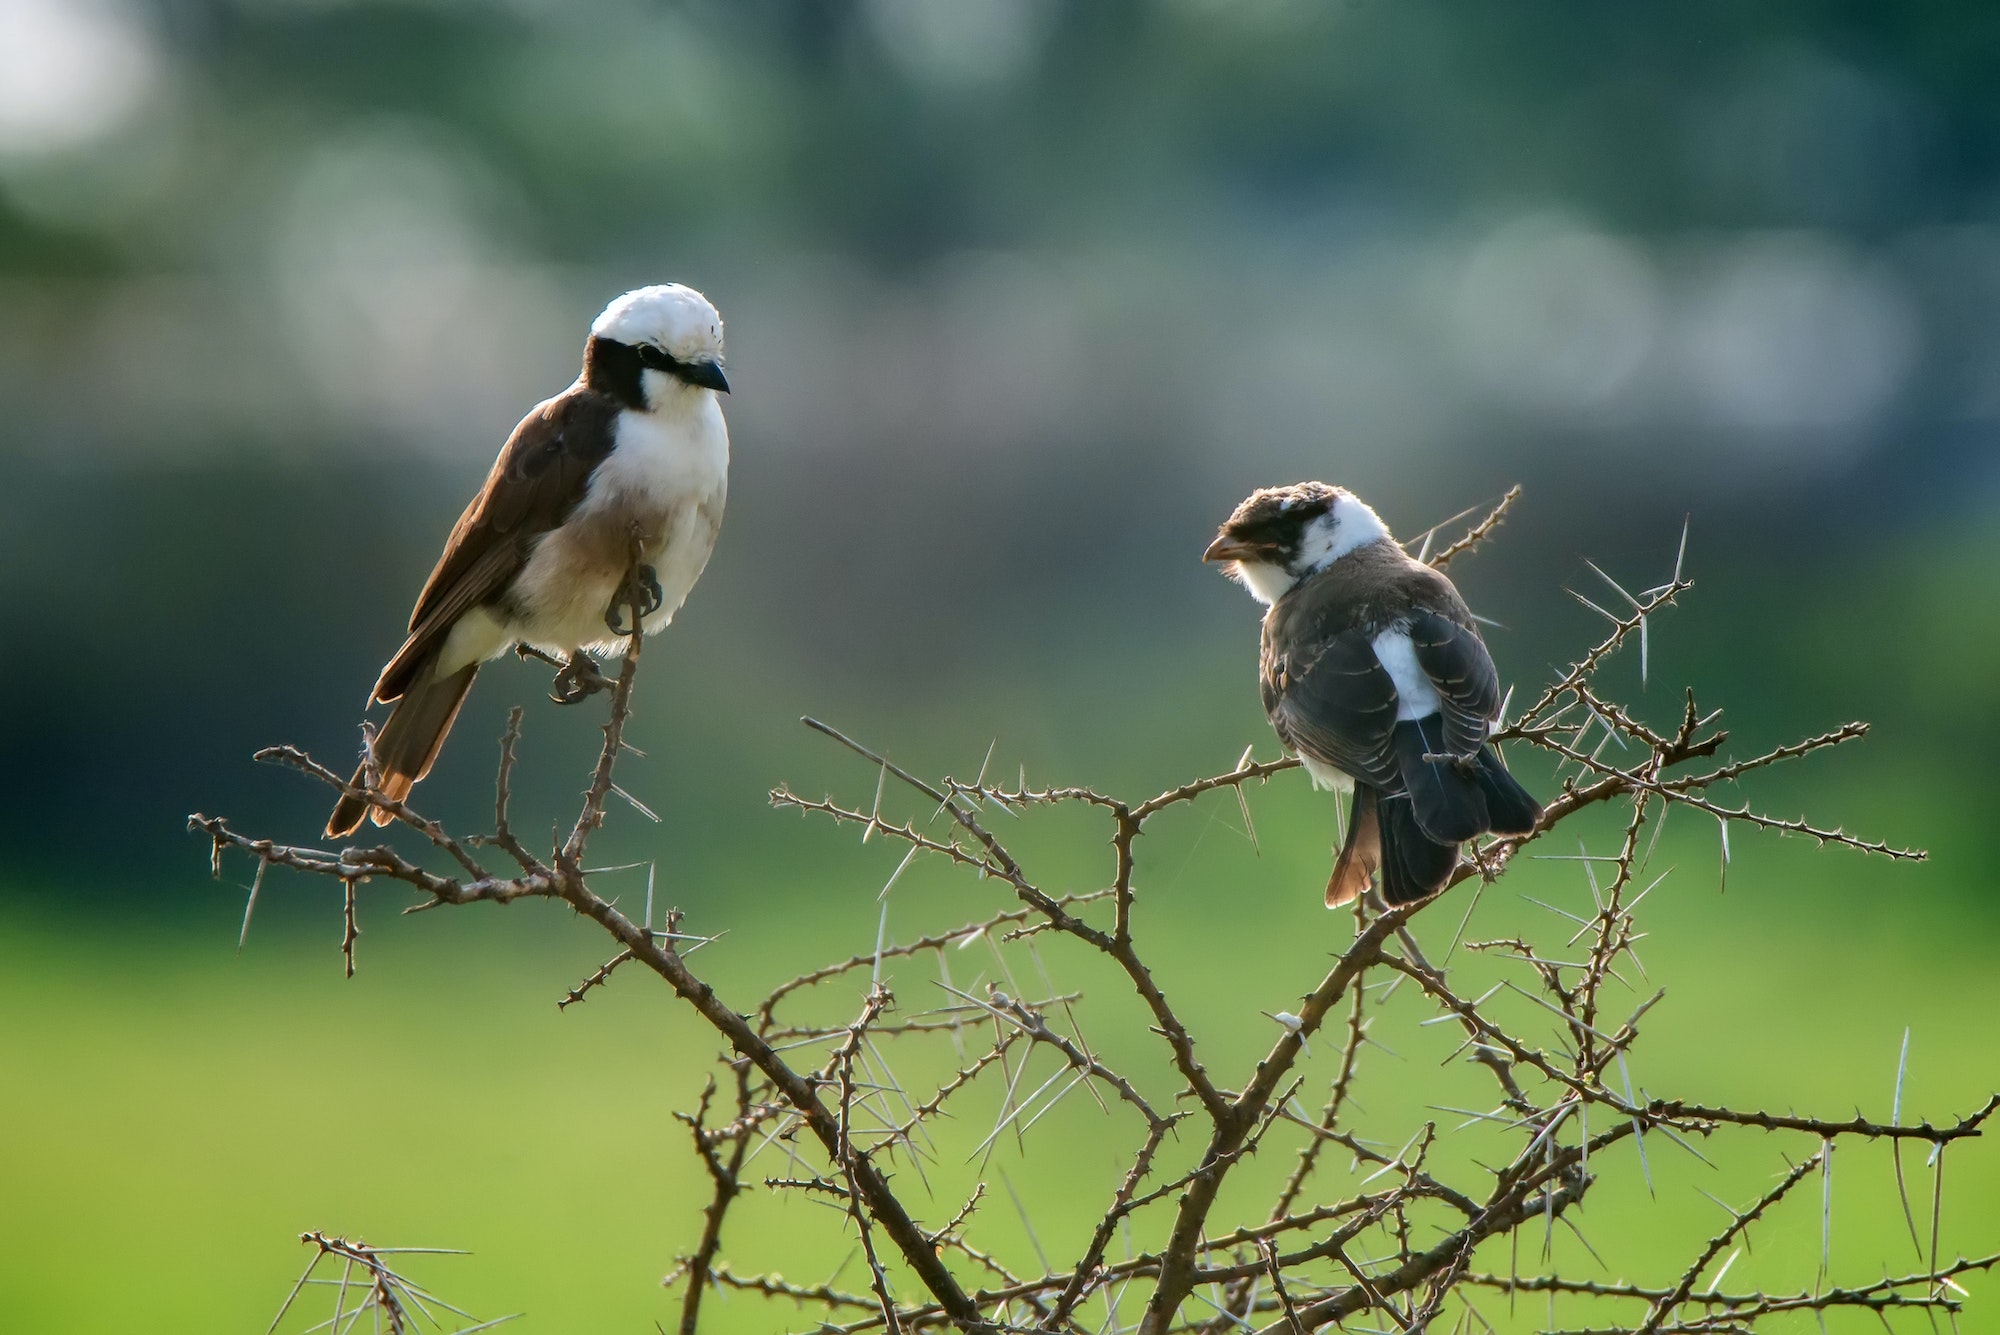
[605,563,665,635]
[548,651,612,704]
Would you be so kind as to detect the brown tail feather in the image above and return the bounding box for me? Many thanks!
[325,665,479,838]
[1326,786,1382,908]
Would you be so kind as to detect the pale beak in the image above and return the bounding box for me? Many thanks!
[1203,534,1269,563]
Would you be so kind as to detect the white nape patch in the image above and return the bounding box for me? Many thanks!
[1370,627,1445,721]
[1293,494,1392,576]
[591,283,725,363]
[1299,754,1355,793]
[1230,559,1296,607]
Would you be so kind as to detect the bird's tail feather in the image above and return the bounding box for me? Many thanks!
[1336,720,1539,907]
[1474,746,1541,834]
[325,664,479,838]
[1326,785,1381,908]
[1375,792,1460,905]
[1393,718,1488,843]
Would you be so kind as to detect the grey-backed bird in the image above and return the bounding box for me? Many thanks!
[326,284,731,838]
[1205,483,1540,905]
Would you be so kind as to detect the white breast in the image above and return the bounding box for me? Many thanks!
[1369,627,1445,722]
[507,394,729,656]
[590,394,729,519]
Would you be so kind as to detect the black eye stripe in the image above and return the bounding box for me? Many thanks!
[637,344,681,373]
[1237,504,1328,543]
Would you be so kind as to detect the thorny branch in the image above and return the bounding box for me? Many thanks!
[266,1231,516,1335]
[209,494,1991,1334]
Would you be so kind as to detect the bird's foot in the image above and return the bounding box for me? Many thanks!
[548,651,613,705]
[605,564,664,636]
[515,643,565,670]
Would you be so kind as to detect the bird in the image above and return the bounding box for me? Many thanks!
[1204,482,1540,906]
[325,283,732,839]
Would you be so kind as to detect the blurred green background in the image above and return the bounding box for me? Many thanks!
[2,0,1998,1330]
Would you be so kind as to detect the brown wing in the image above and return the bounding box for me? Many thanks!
[370,387,620,702]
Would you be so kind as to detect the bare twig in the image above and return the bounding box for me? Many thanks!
[214,501,1993,1335]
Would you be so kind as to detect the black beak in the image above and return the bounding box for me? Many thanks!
[677,357,730,394]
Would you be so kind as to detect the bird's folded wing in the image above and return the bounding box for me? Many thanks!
[1264,629,1402,790]
[372,392,617,702]
[1404,609,1502,757]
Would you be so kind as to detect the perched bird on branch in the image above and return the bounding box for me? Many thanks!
[325,284,732,838]
[1205,483,1540,905]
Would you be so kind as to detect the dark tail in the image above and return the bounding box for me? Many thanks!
[1374,791,1460,904]
[325,665,478,838]
[1355,718,1544,905]
[1393,719,1542,842]
[1393,718,1487,842]
[1473,745,1540,834]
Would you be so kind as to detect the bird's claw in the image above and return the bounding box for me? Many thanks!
[549,653,612,705]
[605,564,664,636]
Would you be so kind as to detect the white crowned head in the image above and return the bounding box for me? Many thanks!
[590,284,730,400]
[594,284,723,360]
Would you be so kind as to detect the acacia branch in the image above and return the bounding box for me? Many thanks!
[221,503,1996,1335]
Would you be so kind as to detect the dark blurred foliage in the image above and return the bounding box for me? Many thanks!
[2,0,1997,906]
